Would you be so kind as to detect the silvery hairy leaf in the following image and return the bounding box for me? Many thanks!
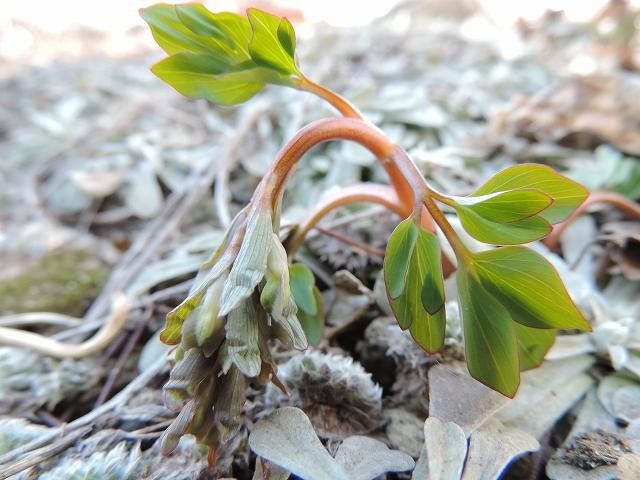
[249,407,350,480]
[413,417,467,480]
[334,435,415,480]
[463,418,539,480]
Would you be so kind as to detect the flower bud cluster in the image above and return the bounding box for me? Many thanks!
[159,204,308,453]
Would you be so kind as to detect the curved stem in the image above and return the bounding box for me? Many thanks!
[296,76,414,210]
[260,118,396,203]
[297,76,363,119]
[287,183,406,254]
[423,196,473,264]
[544,191,640,250]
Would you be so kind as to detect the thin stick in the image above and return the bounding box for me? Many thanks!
[94,311,150,407]
[0,293,130,358]
[312,225,386,257]
[0,426,93,480]
[0,312,83,328]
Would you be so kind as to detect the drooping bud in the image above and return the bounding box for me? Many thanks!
[219,204,273,317]
[226,298,262,378]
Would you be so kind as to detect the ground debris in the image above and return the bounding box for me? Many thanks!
[562,429,633,470]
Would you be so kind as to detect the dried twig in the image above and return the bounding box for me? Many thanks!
[0,312,83,328]
[312,225,386,257]
[0,292,130,358]
[94,310,151,407]
[0,426,93,480]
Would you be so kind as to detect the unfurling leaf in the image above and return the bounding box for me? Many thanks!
[140,4,230,57]
[472,164,588,224]
[142,3,303,106]
[247,9,299,75]
[175,3,252,58]
[384,218,445,353]
[277,18,296,57]
[455,207,551,245]
[451,189,552,223]
[451,164,588,244]
[384,218,418,300]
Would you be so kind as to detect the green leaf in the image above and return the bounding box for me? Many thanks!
[472,246,591,331]
[418,231,445,315]
[409,307,446,355]
[514,323,556,371]
[140,3,235,63]
[384,218,418,299]
[289,263,317,315]
[247,8,299,75]
[451,189,552,223]
[277,18,296,57]
[174,3,225,37]
[174,4,253,61]
[387,224,446,352]
[473,164,588,224]
[457,266,520,397]
[152,53,272,105]
[298,286,324,346]
[161,291,204,344]
[456,207,551,245]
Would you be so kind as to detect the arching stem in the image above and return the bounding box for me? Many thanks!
[544,191,640,250]
[296,76,415,211]
[286,183,405,254]
[255,117,422,218]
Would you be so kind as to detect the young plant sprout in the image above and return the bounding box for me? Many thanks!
[141,2,591,460]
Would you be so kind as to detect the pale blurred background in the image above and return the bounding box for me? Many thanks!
[2,0,640,65]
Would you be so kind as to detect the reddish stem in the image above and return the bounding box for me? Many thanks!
[297,76,415,210]
[544,191,640,249]
[260,118,405,207]
[287,183,405,253]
